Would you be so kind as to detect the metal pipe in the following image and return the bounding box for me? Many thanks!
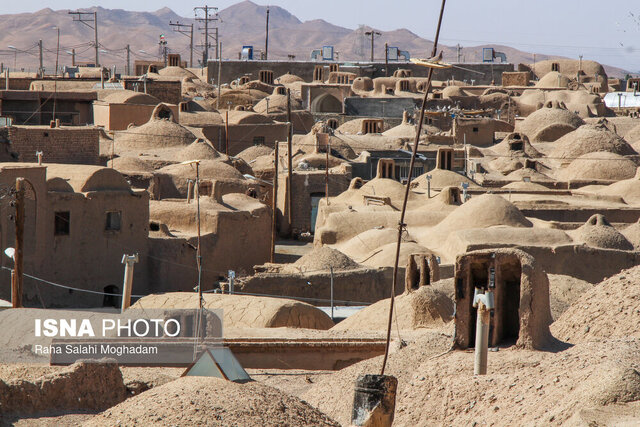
[271,140,279,263]
[120,254,139,312]
[474,301,490,375]
[330,267,334,321]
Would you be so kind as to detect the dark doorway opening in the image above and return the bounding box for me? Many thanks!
[103,285,121,308]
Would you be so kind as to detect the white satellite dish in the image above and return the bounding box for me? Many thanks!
[4,247,15,260]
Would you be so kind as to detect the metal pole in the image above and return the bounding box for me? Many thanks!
[94,11,99,66]
[120,254,139,312]
[12,178,24,308]
[271,140,279,263]
[194,162,203,310]
[204,6,209,64]
[381,0,447,376]
[286,90,293,236]
[190,24,194,67]
[330,267,334,320]
[215,27,219,60]
[216,42,222,109]
[53,27,59,122]
[370,32,374,62]
[38,40,43,76]
[126,45,130,75]
[228,271,235,294]
[72,49,76,67]
[385,43,389,77]
[474,301,490,375]
[265,6,270,60]
[325,140,330,204]
[225,109,229,155]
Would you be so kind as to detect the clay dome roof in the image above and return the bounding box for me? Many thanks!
[516,107,584,142]
[550,124,637,159]
[117,118,197,150]
[434,194,532,235]
[558,152,637,181]
[103,90,161,105]
[572,214,633,250]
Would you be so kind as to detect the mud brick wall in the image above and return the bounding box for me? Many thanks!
[8,126,100,165]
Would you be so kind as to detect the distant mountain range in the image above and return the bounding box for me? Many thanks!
[0,1,628,78]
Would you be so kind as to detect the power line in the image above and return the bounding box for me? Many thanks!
[194,5,220,66]
[170,21,194,68]
[68,10,99,66]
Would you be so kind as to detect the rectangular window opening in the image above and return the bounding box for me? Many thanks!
[54,211,70,236]
[105,211,122,231]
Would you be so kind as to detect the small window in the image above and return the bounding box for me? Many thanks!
[473,127,479,133]
[253,136,265,145]
[54,211,70,236]
[105,211,121,231]
[510,142,523,151]
[43,132,49,137]
[551,62,559,72]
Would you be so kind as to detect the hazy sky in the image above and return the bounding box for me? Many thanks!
[2,0,639,71]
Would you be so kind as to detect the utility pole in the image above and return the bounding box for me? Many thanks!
[170,21,194,68]
[125,45,130,75]
[457,44,462,63]
[216,41,222,109]
[579,54,583,72]
[215,27,219,59]
[365,30,381,62]
[53,26,59,122]
[38,40,43,76]
[71,48,76,67]
[286,89,293,236]
[224,109,229,154]
[159,34,168,66]
[12,178,24,308]
[69,10,99,66]
[120,254,139,312]
[385,43,389,77]
[325,139,330,204]
[194,5,219,65]
[271,140,279,263]
[265,6,270,60]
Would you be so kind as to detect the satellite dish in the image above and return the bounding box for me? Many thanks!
[4,247,15,260]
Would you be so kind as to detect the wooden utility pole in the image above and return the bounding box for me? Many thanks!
[265,6,270,60]
[380,0,447,376]
[12,178,24,308]
[365,30,381,62]
[385,43,389,77]
[216,42,222,109]
[271,140,279,262]
[224,110,229,155]
[195,161,202,309]
[325,141,330,204]
[194,5,219,64]
[38,40,43,76]
[69,11,99,66]
[125,45,130,75]
[170,21,194,68]
[286,89,293,236]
